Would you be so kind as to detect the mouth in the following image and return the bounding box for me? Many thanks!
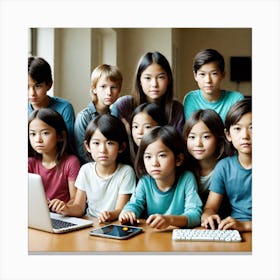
[150,170,161,175]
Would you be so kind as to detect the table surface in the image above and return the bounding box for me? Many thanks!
[28,218,252,253]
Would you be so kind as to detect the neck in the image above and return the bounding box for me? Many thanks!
[238,153,252,169]
[199,158,217,176]
[95,162,118,178]
[41,152,57,169]
[95,102,110,114]
[202,90,221,102]
[32,96,50,110]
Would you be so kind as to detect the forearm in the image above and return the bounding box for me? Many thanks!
[201,207,217,222]
[60,203,85,217]
[166,215,188,228]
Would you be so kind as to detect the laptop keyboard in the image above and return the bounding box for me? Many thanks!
[51,218,77,229]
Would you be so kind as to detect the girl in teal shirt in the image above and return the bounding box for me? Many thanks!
[119,125,202,229]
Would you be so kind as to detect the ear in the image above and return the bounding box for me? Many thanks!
[118,142,127,154]
[46,81,53,91]
[193,71,198,82]
[84,140,91,153]
[175,153,184,167]
[224,128,232,142]
[220,71,226,80]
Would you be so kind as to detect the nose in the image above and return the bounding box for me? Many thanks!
[195,137,203,146]
[151,77,158,87]
[28,86,36,96]
[205,74,212,82]
[151,156,159,166]
[99,143,107,153]
[34,133,42,142]
[241,128,250,139]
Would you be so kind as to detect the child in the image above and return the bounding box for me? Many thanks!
[28,56,76,146]
[74,64,123,164]
[129,102,167,163]
[55,114,136,223]
[183,48,244,122]
[119,125,202,229]
[183,109,226,206]
[28,108,80,210]
[111,51,185,133]
[201,99,252,232]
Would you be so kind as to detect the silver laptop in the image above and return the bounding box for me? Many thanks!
[28,173,93,233]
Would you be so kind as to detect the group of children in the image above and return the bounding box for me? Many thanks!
[28,48,252,232]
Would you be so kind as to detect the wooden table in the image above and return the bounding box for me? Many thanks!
[28,218,252,253]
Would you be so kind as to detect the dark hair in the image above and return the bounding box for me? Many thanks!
[193,49,225,73]
[84,114,131,165]
[131,51,175,124]
[28,108,70,165]
[183,109,226,183]
[28,56,53,85]
[135,125,190,178]
[224,99,252,156]
[129,103,168,164]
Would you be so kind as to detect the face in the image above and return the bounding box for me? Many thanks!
[85,128,122,167]
[194,62,225,98]
[28,76,51,109]
[92,75,120,108]
[226,112,252,156]
[29,118,59,157]
[132,112,158,146]
[186,120,217,162]
[143,139,181,184]
[140,63,169,102]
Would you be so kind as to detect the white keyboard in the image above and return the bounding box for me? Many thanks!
[172,229,242,242]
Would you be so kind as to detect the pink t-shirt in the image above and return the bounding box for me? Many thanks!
[28,155,80,202]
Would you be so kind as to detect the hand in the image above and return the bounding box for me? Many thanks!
[118,211,137,225]
[201,214,221,229]
[48,199,66,213]
[218,216,245,231]
[98,211,112,223]
[146,214,170,229]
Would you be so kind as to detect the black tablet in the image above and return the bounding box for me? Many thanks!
[89,224,143,240]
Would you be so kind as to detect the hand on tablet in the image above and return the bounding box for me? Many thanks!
[119,211,138,225]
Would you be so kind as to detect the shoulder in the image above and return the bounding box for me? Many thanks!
[116,163,135,174]
[183,90,200,103]
[222,90,244,100]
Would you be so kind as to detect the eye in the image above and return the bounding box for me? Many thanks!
[29,132,35,137]
[144,125,152,130]
[144,155,151,160]
[158,153,166,158]
[188,135,195,140]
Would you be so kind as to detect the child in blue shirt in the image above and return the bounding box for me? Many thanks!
[183,49,244,122]
[28,57,75,147]
[201,99,252,232]
[74,64,123,164]
[119,125,202,229]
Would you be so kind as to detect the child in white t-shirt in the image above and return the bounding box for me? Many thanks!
[56,114,136,223]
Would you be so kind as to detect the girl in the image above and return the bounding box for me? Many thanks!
[111,51,185,134]
[74,64,123,164]
[129,102,167,163]
[183,109,226,206]
[55,114,136,223]
[201,99,252,232]
[119,125,202,229]
[28,108,80,210]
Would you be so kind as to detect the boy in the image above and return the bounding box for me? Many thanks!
[183,48,244,122]
[28,56,76,147]
[74,64,123,164]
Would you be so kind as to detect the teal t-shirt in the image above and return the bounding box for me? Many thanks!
[183,89,244,122]
[210,155,252,221]
[121,171,203,228]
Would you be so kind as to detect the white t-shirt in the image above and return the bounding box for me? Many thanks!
[75,162,136,217]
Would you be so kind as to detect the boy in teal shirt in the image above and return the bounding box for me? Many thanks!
[183,49,244,122]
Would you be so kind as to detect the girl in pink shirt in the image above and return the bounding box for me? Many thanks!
[28,108,80,211]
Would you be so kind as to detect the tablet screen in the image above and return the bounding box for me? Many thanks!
[89,224,143,240]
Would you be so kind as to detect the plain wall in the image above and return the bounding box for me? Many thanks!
[31,28,252,115]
